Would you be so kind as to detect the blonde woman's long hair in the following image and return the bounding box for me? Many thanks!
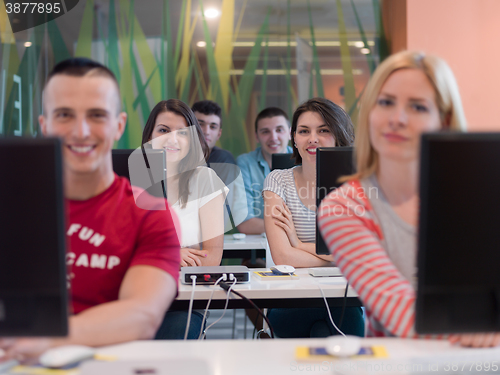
[348,50,467,181]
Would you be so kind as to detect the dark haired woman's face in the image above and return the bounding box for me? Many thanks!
[150,111,190,163]
[294,111,335,165]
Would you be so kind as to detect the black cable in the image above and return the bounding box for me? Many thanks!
[219,281,275,339]
[338,282,349,329]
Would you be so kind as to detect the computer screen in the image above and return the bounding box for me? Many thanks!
[271,153,297,171]
[315,147,354,255]
[416,132,500,333]
[0,138,68,336]
[112,148,167,199]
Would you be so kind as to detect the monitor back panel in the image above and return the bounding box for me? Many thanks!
[417,132,500,333]
[112,149,167,199]
[315,147,354,255]
[271,153,297,171]
[0,138,68,336]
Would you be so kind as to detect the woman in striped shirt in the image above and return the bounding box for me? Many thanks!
[262,97,364,337]
[318,50,500,347]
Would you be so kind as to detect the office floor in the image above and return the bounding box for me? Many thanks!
[204,309,258,339]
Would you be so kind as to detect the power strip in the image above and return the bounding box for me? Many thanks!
[181,266,250,284]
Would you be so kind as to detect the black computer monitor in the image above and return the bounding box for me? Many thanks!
[112,148,167,199]
[315,147,354,255]
[0,138,68,336]
[416,132,500,334]
[271,153,297,171]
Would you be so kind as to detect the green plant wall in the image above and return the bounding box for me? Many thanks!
[0,0,388,156]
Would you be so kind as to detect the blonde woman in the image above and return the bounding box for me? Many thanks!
[318,50,500,347]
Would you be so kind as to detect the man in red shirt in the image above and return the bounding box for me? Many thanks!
[0,58,180,361]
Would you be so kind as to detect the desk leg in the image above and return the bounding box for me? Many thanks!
[232,309,236,339]
[263,308,268,334]
[244,310,247,339]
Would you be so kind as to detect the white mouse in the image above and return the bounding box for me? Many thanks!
[270,265,296,274]
[232,233,246,240]
[325,335,362,357]
[39,345,95,368]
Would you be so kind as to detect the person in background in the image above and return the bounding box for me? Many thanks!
[142,99,228,339]
[192,100,236,165]
[192,100,247,231]
[263,97,364,338]
[236,107,292,235]
[142,99,226,268]
[318,50,500,347]
[0,58,180,361]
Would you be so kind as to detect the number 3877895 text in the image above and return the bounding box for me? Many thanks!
[5,2,62,14]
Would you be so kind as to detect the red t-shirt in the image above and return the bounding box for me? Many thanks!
[66,175,180,314]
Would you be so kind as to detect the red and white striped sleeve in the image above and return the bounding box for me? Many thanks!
[317,180,418,338]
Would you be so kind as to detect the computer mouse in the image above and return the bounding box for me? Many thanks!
[325,335,362,357]
[39,345,95,368]
[232,233,246,240]
[270,265,296,274]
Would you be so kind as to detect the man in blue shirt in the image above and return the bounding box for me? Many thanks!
[236,107,292,234]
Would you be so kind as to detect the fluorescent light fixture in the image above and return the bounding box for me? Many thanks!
[231,40,375,48]
[196,41,207,48]
[229,69,363,76]
[360,48,370,54]
[24,41,32,47]
[204,8,220,18]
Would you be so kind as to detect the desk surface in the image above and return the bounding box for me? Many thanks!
[172,268,360,310]
[177,268,356,300]
[223,234,267,250]
[86,338,500,375]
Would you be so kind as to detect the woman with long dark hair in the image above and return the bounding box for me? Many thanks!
[142,99,226,268]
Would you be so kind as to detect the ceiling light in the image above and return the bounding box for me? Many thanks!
[204,8,220,18]
[360,48,370,54]
[228,69,363,76]
[24,42,32,47]
[354,41,365,48]
[196,41,206,48]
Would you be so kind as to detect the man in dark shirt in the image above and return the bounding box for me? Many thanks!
[192,100,246,230]
[192,100,236,165]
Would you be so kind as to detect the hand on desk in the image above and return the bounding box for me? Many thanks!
[449,333,500,348]
[180,248,207,267]
[0,337,61,364]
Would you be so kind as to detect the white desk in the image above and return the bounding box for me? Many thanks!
[223,234,267,250]
[171,268,360,310]
[82,338,500,375]
[222,234,268,263]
